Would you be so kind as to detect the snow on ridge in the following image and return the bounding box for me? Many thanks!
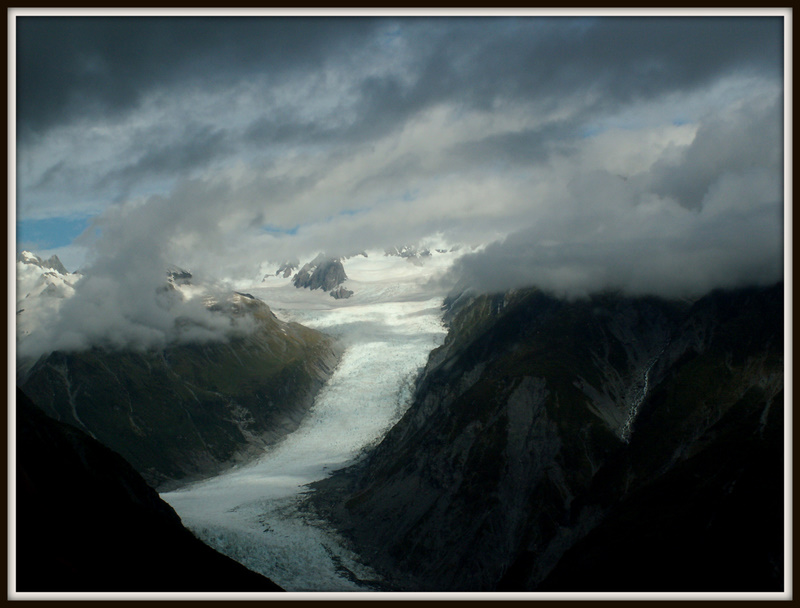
[15,240,471,358]
[18,250,70,275]
[245,244,468,319]
[15,254,265,359]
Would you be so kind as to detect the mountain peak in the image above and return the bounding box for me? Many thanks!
[18,251,69,274]
[166,265,193,285]
[292,253,348,292]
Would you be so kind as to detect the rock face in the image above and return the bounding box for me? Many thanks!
[310,284,784,592]
[330,286,354,300]
[15,388,283,593]
[19,295,343,490]
[293,253,348,292]
[166,265,193,285]
[274,258,300,279]
[17,250,69,274]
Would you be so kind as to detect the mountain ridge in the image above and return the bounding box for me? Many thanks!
[308,282,784,592]
[19,293,343,490]
[15,387,284,593]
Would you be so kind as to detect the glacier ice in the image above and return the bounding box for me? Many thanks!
[162,248,460,591]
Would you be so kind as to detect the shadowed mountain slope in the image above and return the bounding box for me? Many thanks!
[15,388,283,593]
[310,283,784,592]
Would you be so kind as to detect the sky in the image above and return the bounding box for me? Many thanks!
[14,11,786,300]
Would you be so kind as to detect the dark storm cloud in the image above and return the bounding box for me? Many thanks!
[16,16,785,223]
[449,121,580,168]
[344,17,782,132]
[18,16,782,143]
[16,16,382,138]
[213,15,783,201]
[229,16,785,189]
[649,96,783,209]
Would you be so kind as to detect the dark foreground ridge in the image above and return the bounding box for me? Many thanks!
[309,283,784,592]
[15,388,283,593]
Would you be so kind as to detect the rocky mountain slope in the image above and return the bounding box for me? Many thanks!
[309,283,784,592]
[292,253,349,295]
[19,292,342,490]
[15,388,283,593]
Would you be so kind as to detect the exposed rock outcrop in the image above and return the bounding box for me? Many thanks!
[330,286,354,300]
[293,253,348,292]
[277,258,300,279]
[166,265,193,285]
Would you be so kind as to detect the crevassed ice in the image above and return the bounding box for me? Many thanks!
[162,249,457,591]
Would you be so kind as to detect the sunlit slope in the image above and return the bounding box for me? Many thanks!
[19,295,342,490]
[312,283,784,591]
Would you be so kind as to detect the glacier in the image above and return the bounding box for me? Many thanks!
[161,250,458,591]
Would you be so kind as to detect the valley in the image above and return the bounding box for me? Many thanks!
[161,252,453,590]
[13,13,786,600]
[309,283,784,592]
[14,248,785,595]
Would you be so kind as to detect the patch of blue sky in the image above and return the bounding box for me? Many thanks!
[580,113,693,139]
[262,208,366,236]
[262,224,300,236]
[321,207,370,223]
[16,215,94,251]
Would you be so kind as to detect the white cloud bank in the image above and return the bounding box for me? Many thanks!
[447,93,784,299]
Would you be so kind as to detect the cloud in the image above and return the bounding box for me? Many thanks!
[16,16,383,138]
[447,95,784,299]
[17,267,258,359]
[16,183,260,360]
[649,92,783,209]
[16,16,783,216]
[97,122,231,194]
[14,13,785,338]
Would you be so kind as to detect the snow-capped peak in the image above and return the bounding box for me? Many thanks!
[18,251,69,275]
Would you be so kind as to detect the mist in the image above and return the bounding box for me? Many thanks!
[16,191,259,360]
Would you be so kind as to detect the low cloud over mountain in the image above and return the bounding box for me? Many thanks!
[447,96,783,299]
[16,15,785,318]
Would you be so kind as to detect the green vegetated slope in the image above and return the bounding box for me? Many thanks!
[16,388,283,593]
[19,295,342,490]
[311,283,783,592]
